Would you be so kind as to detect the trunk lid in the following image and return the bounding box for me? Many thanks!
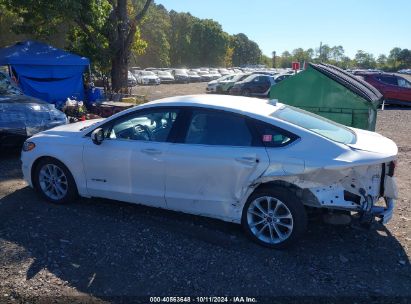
[347,127,398,157]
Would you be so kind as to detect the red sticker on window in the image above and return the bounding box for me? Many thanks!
[262,134,272,142]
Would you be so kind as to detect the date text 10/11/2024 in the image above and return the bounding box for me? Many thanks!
[149,297,258,303]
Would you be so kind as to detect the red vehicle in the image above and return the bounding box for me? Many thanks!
[354,72,411,105]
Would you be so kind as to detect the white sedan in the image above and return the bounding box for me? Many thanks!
[21,95,398,248]
[136,71,160,85]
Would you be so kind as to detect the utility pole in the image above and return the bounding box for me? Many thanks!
[272,51,276,68]
[319,41,323,62]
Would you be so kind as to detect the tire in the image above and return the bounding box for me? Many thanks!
[33,157,78,204]
[242,89,251,97]
[241,186,307,249]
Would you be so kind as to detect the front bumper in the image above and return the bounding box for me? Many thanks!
[206,85,218,92]
[21,152,33,187]
[174,77,188,83]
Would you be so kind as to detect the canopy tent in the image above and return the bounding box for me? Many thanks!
[0,40,90,104]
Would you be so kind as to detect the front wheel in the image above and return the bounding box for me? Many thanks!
[241,186,307,248]
[33,158,78,204]
[242,89,251,97]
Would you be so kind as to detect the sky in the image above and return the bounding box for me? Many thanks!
[156,0,411,58]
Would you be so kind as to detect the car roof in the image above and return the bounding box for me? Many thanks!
[145,94,281,117]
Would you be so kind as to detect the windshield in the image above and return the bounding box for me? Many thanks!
[141,71,155,76]
[271,105,356,144]
[242,74,258,82]
[216,75,232,82]
[158,71,171,76]
[0,73,23,96]
[174,69,188,75]
[232,74,246,82]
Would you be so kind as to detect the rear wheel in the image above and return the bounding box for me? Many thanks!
[33,158,78,204]
[242,186,307,248]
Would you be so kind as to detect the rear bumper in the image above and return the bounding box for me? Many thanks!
[371,197,395,224]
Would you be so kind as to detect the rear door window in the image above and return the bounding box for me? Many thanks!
[184,110,252,146]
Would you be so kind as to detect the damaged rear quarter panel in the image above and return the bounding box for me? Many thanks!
[240,130,398,216]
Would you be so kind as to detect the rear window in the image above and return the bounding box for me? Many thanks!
[271,106,356,144]
[376,75,398,86]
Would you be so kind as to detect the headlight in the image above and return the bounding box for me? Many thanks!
[22,141,36,152]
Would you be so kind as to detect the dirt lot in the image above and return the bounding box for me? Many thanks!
[0,82,410,302]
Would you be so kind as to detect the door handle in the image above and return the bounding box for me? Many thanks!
[235,157,258,165]
[141,148,162,155]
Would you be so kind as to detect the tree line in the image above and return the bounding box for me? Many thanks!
[132,4,263,68]
[0,0,410,91]
[274,45,411,71]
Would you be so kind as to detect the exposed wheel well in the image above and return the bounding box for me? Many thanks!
[251,180,321,207]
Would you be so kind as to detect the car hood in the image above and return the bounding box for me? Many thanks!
[34,119,104,138]
[347,127,398,157]
[0,94,46,104]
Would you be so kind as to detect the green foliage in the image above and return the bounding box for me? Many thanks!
[189,19,229,67]
[231,33,262,67]
[260,55,271,67]
[2,0,151,90]
[1,1,409,73]
[136,3,171,67]
[169,10,195,67]
[354,50,376,69]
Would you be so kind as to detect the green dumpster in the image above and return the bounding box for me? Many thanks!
[269,63,383,131]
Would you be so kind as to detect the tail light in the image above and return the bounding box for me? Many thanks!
[388,160,396,177]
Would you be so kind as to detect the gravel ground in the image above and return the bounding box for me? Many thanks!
[0,82,410,303]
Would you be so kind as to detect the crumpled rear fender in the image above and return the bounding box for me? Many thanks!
[240,162,394,212]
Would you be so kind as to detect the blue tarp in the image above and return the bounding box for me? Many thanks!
[0,41,90,103]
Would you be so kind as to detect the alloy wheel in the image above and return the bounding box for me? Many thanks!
[246,196,294,244]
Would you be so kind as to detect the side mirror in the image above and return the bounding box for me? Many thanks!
[91,128,104,145]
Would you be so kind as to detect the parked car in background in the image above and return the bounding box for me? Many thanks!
[230,74,275,97]
[208,69,222,80]
[187,71,202,82]
[206,74,239,93]
[355,72,411,105]
[21,95,398,248]
[173,69,190,83]
[218,69,231,76]
[128,71,137,87]
[274,74,293,83]
[0,72,67,148]
[130,67,142,75]
[197,70,214,82]
[217,73,249,94]
[156,71,174,84]
[136,71,160,85]
[398,69,411,75]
